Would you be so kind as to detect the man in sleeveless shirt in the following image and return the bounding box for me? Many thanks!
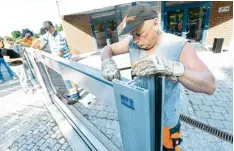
[100,4,216,151]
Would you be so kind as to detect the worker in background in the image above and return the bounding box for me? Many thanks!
[31,28,51,54]
[32,21,80,105]
[100,4,216,151]
[0,37,16,83]
[20,33,34,47]
[1,38,36,94]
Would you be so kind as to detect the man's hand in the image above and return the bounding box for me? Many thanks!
[101,58,120,81]
[132,56,185,78]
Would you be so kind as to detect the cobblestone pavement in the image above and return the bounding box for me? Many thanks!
[180,50,233,134]
[0,79,73,151]
[180,121,232,151]
[48,49,233,150]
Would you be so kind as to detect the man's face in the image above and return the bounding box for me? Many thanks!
[4,41,14,49]
[130,20,158,50]
[44,27,54,35]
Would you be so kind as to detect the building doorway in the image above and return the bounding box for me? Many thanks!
[90,11,119,49]
[163,2,211,45]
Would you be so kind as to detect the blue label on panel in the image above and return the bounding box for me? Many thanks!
[120,95,135,110]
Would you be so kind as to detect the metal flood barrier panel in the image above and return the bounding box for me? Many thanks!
[23,48,165,151]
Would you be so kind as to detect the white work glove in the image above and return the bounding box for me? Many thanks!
[101,58,121,81]
[131,55,185,81]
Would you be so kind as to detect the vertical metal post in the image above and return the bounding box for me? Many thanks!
[154,76,164,151]
[182,8,188,38]
[161,2,166,31]
[104,21,110,45]
[202,4,211,45]
[137,76,164,151]
[115,76,164,151]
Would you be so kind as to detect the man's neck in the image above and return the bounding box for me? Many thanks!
[146,30,163,55]
[49,30,56,36]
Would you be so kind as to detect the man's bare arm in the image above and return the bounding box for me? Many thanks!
[57,50,64,57]
[3,56,23,62]
[101,37,131,60]
[178,43,216,95]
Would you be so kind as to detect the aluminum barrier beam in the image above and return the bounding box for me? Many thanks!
[24,48,164,151]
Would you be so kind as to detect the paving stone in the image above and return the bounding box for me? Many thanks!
[56,133,63,140]
[207,119,225,129]
[59,138,65,144]
[48,130,54,135]
[26,137,35,144]
[11,146,19,151]
[17,135,26,142]
[106,129,114,135]
[222,121,233,130]
[31,146,39,151]
[105,106,116,112]
[18,144,27,151]
[43,134,50,139]
[199,105,213,112]
[32,136,43,143]
[40,142,50,150]
[106,113,118,120]
[208,112,225,120]
[26,143,35,150]
[51,143,62,151]
[48,139,57,149]
[196,117,208,125]
[51,133,57,138]
[17,139,27,147]
[195,111,210,118]
[211,106,227,113]
[192,105,200,111]
[201,99,215,106]
[97,111,108,118]
[223,113,233,121]
[52,126,59,131]
[37,138,46,146]
[61,142,69,149]
[105,120,113,129]
[96,105,107,110]
[88,109,99,116]
[214,101,229,108]
[111,120,120,129]
[190,99,203,105]
[216,96,229,102]
[65,146,72,151]
[225,107,233,114]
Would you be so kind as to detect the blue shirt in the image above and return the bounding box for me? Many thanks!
[43,31,71,59]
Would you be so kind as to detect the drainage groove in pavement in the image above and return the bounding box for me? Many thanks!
[180,114,233,144]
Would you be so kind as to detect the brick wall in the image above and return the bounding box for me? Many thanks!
[62,14,95,55]
[207,1,233,46]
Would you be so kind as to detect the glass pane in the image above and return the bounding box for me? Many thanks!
[94,21,107,48]
[187,7,207,42]
[166,9,184,36]
[107,20,118,44]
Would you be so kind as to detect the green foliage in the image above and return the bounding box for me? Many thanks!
[55,24,63,31]
[34,33,40,38]
[11,30,21,39]
[3,36,13,42]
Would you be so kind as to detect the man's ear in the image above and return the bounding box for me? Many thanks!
[153,18,159,25]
